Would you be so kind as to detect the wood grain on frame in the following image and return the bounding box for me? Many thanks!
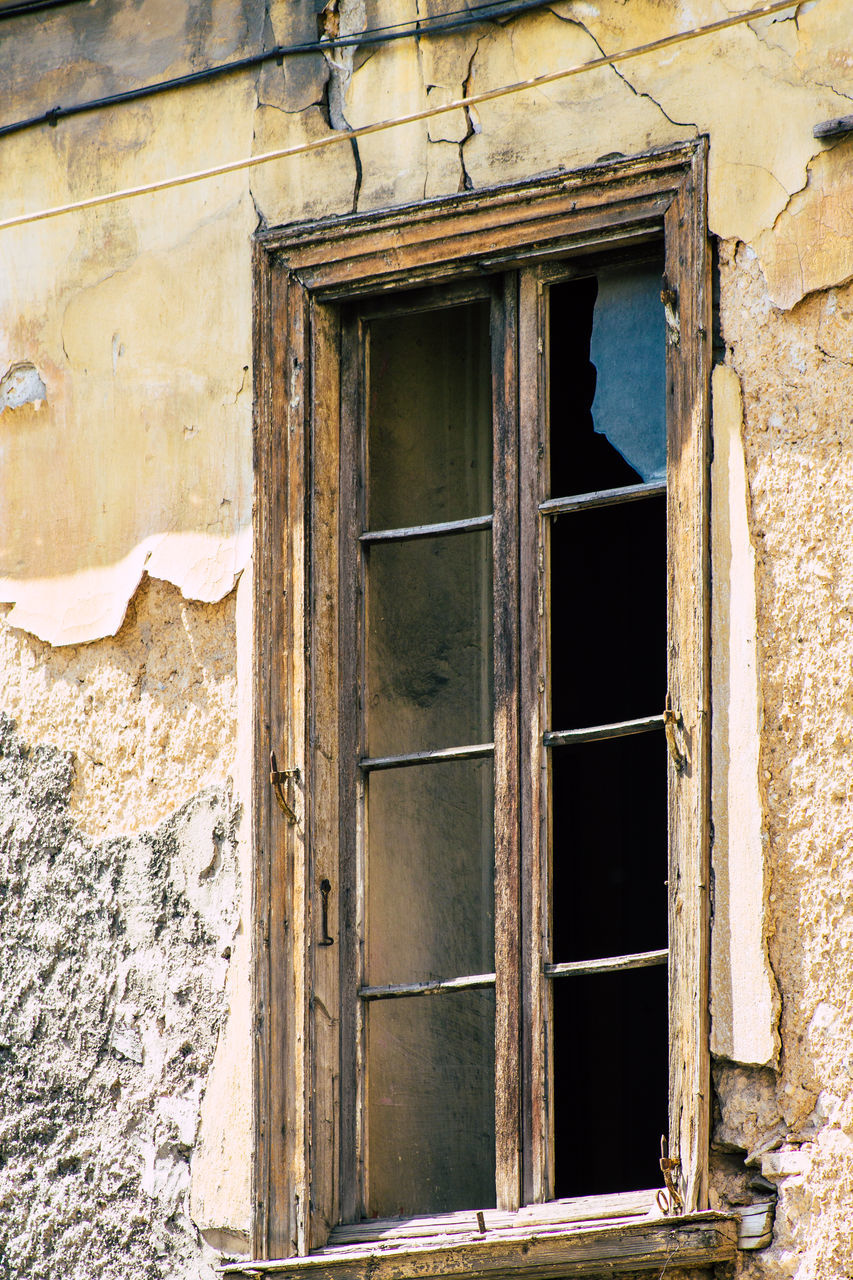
[492,276,522,1212]
[664,138,711,1215]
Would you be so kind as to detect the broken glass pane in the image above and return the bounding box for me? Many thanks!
[549,259,666,497]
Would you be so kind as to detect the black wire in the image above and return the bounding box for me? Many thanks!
[0,0,89,19]
[0,0,549,140]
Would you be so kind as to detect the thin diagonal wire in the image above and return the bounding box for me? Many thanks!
[0,0,802,234]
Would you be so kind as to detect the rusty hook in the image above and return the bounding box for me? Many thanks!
[658,1135,684,1216]
[270,751,299,824]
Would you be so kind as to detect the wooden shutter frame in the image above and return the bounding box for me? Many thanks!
[251,139,711,1261]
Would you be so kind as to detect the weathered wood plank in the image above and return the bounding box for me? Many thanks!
[544,714,665,747]
[358,973,496,1001]
[358,742,494,772]
[281,275,312,1260]
[360,514,492,544]
[492,275,522,1212]
[224,1214,738,1280]
[539,479,666,516]
[665,138,711,1215]
[517,266,549,1206]
[251,236,274,1263]
[328,1189,659,1245]
[337,310,363,1227]
[257,144,699,281]
[545,949,668,979]
[309,300,343,1249]
[252,253,312,1260]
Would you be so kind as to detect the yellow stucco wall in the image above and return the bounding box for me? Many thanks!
[2,1,853,1274]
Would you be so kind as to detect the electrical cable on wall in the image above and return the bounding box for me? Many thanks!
[0,0,551,139]
[0,0,804,234]
[0,0,88,19]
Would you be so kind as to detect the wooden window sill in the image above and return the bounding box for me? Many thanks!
[222,1192,738,1280]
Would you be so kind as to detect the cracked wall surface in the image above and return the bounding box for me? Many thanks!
[2,0,853,1274]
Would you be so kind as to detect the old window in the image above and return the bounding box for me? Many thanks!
[247,142,735,1278]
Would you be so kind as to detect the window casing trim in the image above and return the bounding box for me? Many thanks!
[251,139,712,1266]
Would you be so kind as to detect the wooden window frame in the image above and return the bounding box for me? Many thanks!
[246,139,736,1277]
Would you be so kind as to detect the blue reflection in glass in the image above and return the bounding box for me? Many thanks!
[589,262,666,485]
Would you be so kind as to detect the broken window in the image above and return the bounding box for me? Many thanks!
[249,145,720,1276]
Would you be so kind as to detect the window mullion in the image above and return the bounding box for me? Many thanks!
[518,266,550,1206]
[492,273,523,1213]
[337,309,365,1230]
[308,300,345,1252]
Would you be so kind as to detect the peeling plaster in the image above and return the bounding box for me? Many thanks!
[0,526,251,647]
[755,141,853,311]
[0,360,47,412]
[547,0,852,245]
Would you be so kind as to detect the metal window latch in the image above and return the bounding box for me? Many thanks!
[318,878,334,947]
[663,695,687,774]
[270,751,299,824]
[657,1135,684,1216]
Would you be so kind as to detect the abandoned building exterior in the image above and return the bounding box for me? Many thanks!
[2,0,853,1277]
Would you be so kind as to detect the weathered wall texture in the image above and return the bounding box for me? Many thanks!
[2,0,853,1274]
[0,712,244,1277]
[710,248,853,1280]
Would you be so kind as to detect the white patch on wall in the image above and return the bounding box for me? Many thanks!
[710,364,779,1067]
[0,526,251,647]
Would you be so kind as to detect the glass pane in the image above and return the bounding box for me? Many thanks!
[366,531,493,758]
[366,759,494,987]
[552,964,668,1198]
[366,989,496,1217]
[367,302,492,531]
[549,494,666,730]
[551,733,667,964]
[549,260,666,498]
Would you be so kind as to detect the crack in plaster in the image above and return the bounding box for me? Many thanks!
[412,20,434,202]
[249,13,270,232]
[458,36,483,191]
[721,13,853,109]
[816,342,853,367]
[320,1,365,213]
[545,7,699,133]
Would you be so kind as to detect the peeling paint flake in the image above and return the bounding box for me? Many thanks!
[0,361,47,413]
[756,144,853,310]
[0,527,250,646]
